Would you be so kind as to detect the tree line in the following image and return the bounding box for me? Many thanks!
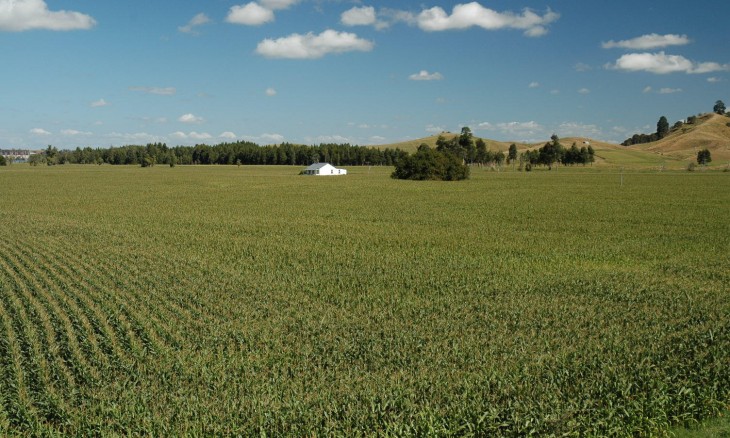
[518,135,595,170]
[622,100,726,146]
[31,142,408,167]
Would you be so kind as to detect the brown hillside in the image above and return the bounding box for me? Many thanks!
[632,113,730,162]
[376,133,513,154]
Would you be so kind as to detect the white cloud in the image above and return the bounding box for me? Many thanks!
[256,30,374,59]
[550,89,560,95]
[178,113,204,124]
[528,81,540,88]
[417,3,559,37]
[574,62,591,72]
[219,132,238,140]
[90,98,110,107]
[707,77,722,83]
[260,0,298,10]
[30,128,51,136]
[226,3,274,26]
[260,133,285,143]
[129,86,177,95]
[477,121,543,137]
[557,122,601,137]
[609,51,730,74]
[578,88,590,94]
[61,129,92,136]
[425,124,445,133]
[341,6,376,26]
[171,131,212,140]
[379,8,417,28]
[409,70,444,81]
[0,0,96,31]
[105,132,163,144]
[602,33,690,50]
[659,87,682,94]
[265,87,277,96]
[179,13,211,34]
[643,86,653,93]
[306,134,351,144]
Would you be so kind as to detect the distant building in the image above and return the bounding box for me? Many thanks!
[302,163,347,176]
[0,149,36,162]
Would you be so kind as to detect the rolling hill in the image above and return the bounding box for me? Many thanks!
[375,113,730,169]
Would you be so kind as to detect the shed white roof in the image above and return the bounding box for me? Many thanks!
[304,162,333,170]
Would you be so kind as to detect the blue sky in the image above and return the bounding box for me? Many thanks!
[1,0,728,149]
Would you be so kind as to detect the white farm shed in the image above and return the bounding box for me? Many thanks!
[302,163,347,176]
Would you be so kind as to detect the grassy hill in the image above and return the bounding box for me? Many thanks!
[632,113,730,163]
[374,113,730,170]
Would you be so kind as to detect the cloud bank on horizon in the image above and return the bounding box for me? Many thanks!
[1,0,728,148]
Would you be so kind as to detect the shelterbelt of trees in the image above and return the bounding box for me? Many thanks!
[31,141,408,167]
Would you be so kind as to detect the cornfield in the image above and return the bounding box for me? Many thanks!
[0,165,728,436]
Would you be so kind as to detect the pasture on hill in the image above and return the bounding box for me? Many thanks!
[0,164,728,435]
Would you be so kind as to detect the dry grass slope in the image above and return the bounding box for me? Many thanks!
[633,113,730,162]
[374,113,730,169]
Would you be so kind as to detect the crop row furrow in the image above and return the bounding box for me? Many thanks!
[118,252,215,337]
[0,241,105,382]
[37,239,170,358]
[10,241,137,371]
[43,239,175,353]
[0,242,96,391]
[0,279,35,431]
[0,263,53,430]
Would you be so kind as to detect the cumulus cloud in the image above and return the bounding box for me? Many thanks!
[30,128,51,136]
[219,132,238,140]
[260,133,285,143]
[260,0,298,10]
[707,77,722,83]
[105,132,163,144]
[578,88,590,94]
[305,134,351,144]
[179,13,211,34]
[265,87,277,96]
[341,6,376,26]
[409,70,444,81]
[129,86,177,95]
[90,98,110,107]
[602,33,690,50]
[255,30,374,59]
[226,3,274,26]
[0,0,96,31]
[557,122,601,137]
[61,129,92,136]
[425,124,445,133]
[171,131,212,140]
[574,62,592,72]
[528,81,540,88]
[659,87,682,94]
[609,51,730,74]
[477,121,543,137]
[643,86,653,93]
[178,113,204,124]
[417,2,559,37]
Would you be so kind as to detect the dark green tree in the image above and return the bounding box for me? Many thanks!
[697,148,712,165]
[508,144,518,164]
[45,145,59,166]
[392,144,469,181]
[475,138,487,164]
[714,100,726,115]
[458,126,475,163]
[657,116,669,139]
[0,155,6,166]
